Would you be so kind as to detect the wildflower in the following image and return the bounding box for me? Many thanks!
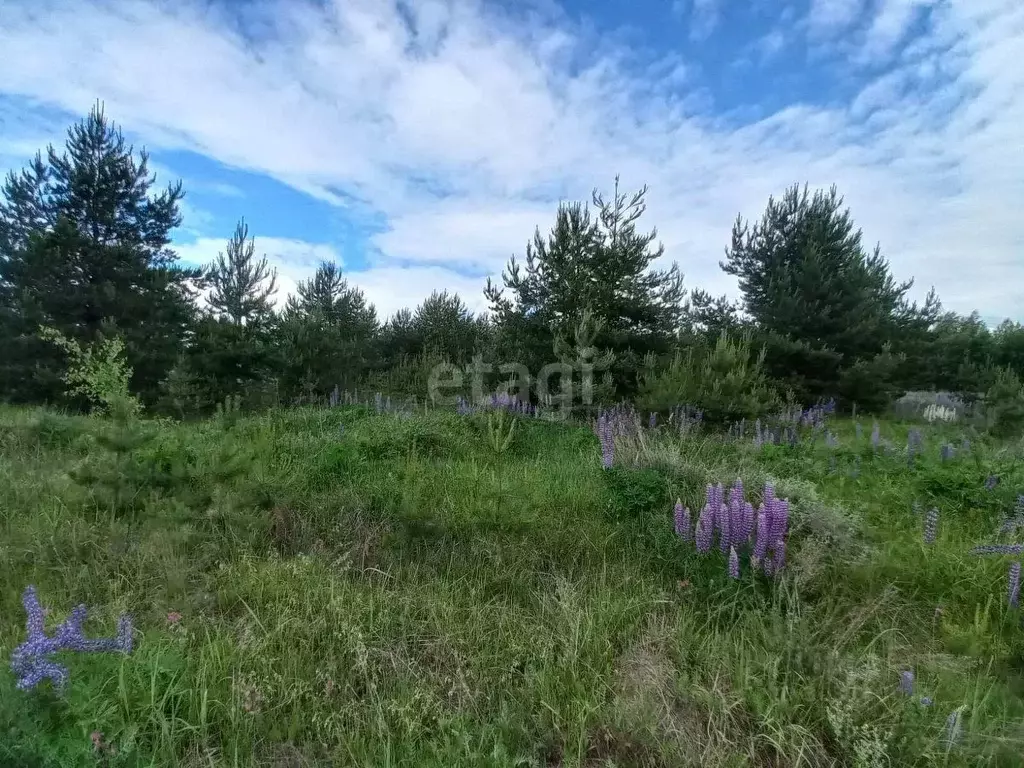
[673,499,691,541]
[648,412,657,428]
[855,422,863,440]
[10,586,133,691]
[899,669,915,695]
[940,443,955,462]
[943,706,964,749]
[920,696,933,706]
[1000,495,1024,535]
[924,508,939,544]
[871,421,880,449]
[985,475,999,491]
[166,611,182,626]
[971,543,1024,556]
[1009,561,1021,609]
[728,547,740,579]
[695,507,714,553]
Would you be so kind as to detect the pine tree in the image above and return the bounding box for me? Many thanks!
[0,103,199,405]
[206,218,277,325]
[721,184,921,405]
[485,178,684,399]
[277,261,378,398]
[413,290,478,364]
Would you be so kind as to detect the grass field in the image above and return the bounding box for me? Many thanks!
[1,403,1023,767]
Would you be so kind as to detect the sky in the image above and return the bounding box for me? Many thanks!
[0,0,1021,324]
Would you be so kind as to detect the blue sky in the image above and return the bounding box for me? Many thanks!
[0,0,1021,322]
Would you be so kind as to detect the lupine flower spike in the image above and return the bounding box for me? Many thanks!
[899,669,915,695]
[728,547,740,580]
[924,508,939,544]
[10,586,133,691]
[1008,561,1021,609]
[673,499,691,541]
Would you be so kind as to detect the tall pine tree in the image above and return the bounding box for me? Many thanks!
[206,218,277,326]
[0,103,199,405]
[277,261,379,398]
[485,178,684,398]
[721,184,930,406]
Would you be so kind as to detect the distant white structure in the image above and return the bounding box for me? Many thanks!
[923,403,957,423]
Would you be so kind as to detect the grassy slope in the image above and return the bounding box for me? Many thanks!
[0,404,1022,767]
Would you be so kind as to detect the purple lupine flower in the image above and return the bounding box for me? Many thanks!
[753,509,769,563]
[727,479,746,546]
[741,501,755,545]
[972,543,1024,556]
[673,499,691,541]
[940,443,955,462]
[924,508,939,544]
[695,507,714,553]
[871,421,880,449]
[771,539,786,573]
[855,422,863,440]
[10,586,133,691]
[728,547,740,579]
[648,412,657,428]
[899,670,915,695]
[985,475,1000,491]
[943,707,964,749]
[711,483,730,553]
[1000,495,1024,535]
[1008,561,1021,609]
[920,696,933,706]
[961,438,971,452]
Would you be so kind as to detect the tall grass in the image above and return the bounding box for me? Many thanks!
[1,403,1022,766]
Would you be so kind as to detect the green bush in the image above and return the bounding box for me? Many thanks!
[984,366,1024,438]
[602,466,668,523]
[639,331,779,425]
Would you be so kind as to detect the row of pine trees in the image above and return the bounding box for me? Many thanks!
[1,105,1022,421]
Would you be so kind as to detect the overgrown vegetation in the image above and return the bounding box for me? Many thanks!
[2,106,1024,767]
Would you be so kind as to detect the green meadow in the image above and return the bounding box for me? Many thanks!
[2,403,1022,767]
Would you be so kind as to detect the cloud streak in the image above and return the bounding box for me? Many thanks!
[0,0,1021,322]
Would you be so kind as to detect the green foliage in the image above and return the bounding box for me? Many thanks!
[485,177,685,398]
[639,331,779,424]
[722,184,933,402]
[206,218,278,326]
[838,345,905,414]
[0,103,198,406]
[276,261,379,401]
[39,327,141,421]
[602,466,668,522]
[3,405,1024,766]
[983,367,1024,437]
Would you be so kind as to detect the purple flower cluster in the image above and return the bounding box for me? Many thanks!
[923,508,940,544]
[457,393,540,418]
[999,495,1024,535]
[676,480,789,578]
[1008,561,1020,609]
[870,421,881,450]
[939,443,956,462]
[907,428,924,465]
[10,586,133,691]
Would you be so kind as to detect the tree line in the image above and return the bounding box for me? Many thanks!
[2,105,1022,423]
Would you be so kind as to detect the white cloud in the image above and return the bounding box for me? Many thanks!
[0,0,1021,322]
[807,0,866,37]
